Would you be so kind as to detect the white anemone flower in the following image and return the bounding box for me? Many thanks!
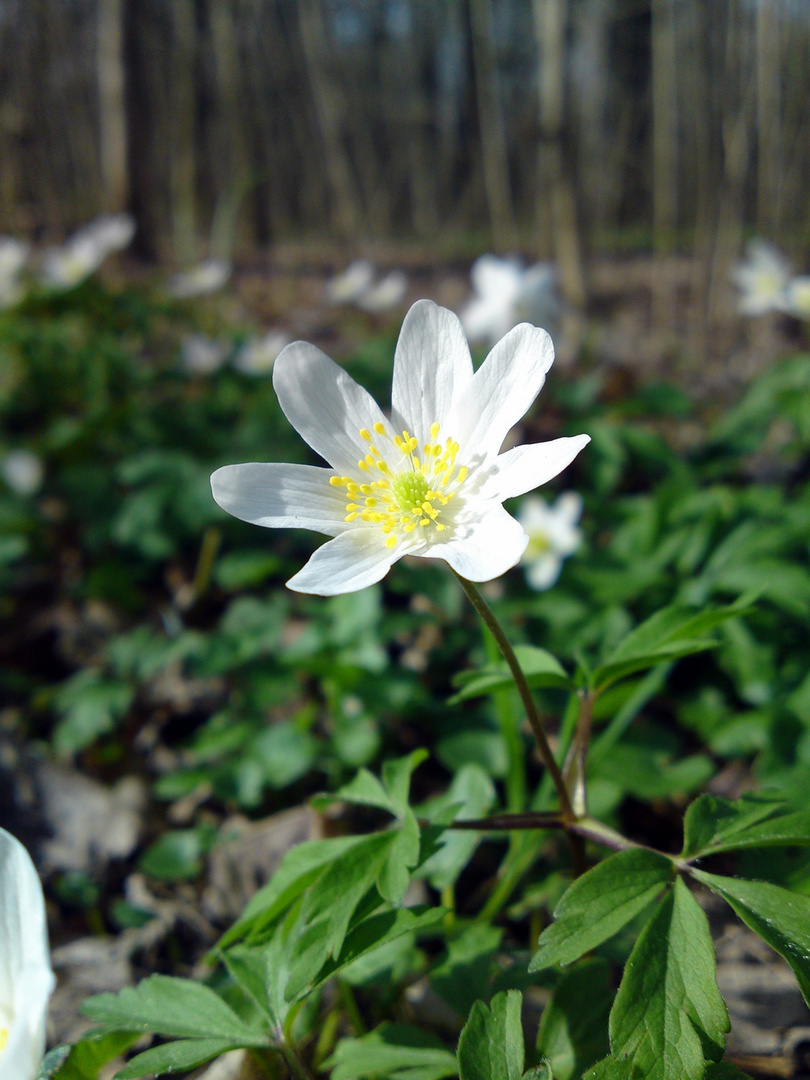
[357,270,408,313]
[460,255,560,346]
[168,259,231,300]
[40,214,135,290]
[211,300,589,595]
[232,330,291,376]
[326,259,375,305]
[0,450,44,496]
[731,240,792,316]
[0,827,55,1080]
[517,491,583,590]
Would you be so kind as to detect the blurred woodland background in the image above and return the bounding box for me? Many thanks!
[4,0,810,299]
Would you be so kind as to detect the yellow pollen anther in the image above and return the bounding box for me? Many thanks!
[430,422,440,439]
[373,422,386,435]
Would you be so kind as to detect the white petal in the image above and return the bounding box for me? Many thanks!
[286,529,398,595]
[526,553,563,590]
[418,506,528,581]
[391,300,474,444]
[211,463,349,537]
[482,435,590,501]
[273,342,392,475]
[451,323,556,458]
[0,828,54,1080]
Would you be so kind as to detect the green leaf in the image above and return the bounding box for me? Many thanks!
[457,990,525,1080]
[325,1023,457,1080]
[82,974,269,1044]
[311,905,447,991]
[138,828,212,882]
[692,870,810,1005]
[430,923,504,1017]
[418,765,496,890]
[583,1056,632,1080]
[535,960,611,1080]
[220,835,369,947]
[45,1032,141,1080]
[450,645,573,703]
[606,878,729,1080]
[529,850,674,972]
[377,809,421,904]
[591,599,752,692]
[37,1047,72,1079]
[284,831,399,1000]
[704,1065,756,1080]
[113,1038,247,1079]
[382,749,430,816]
[682,793,810,858]
[52,672,134,754]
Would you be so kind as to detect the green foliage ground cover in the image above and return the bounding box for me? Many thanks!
[4,281,810,1079]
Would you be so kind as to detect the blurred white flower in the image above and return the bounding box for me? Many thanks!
[326,259,375,304]
[40,213,135,290]
[0,238,30,309]
[1,450,44,496]
[776,275,810,320]
[179,334,229,375]
[168,258,231,300]
[232,330,291,376]
[357,270,408,313]
[731,240,792,316]
[0,827,55,1080]
[517,491,583,590]
[461,255,560,346]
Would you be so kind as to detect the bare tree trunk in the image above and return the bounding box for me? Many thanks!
[756,0,781,234]
[298,0,362,240]
[169,0,198,264]
[97,0,129,213]
[469,0,515,249]
[651,0,678,327]
[533,0,586,308]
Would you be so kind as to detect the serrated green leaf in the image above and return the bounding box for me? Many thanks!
[220,835,368,947]
[377,809,421,903]
[607,878,729,1080]
[692,870,810,1005]
[325,1023,457,1080]
[284,831,398,1000]
[457,991,525,1080]
[382,749,429,816]
[583,1056,632,1080]
[450,645,573,703]
[418,765,496,890]
[681,792,808,858]
[535,960,611,1080]
[592,599,752,692]
[311,905,447,991]
[523,1066,553,1080]
[113,1038,246,1079]
[529,849,674,972]
[82,974,269,1044]
[46,1032,141,1080]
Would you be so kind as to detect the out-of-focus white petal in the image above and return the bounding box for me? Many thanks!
[422,505,528,581]
[168,259,231,300]
[179,334,229,375]
[232,331,290,376]
[273,341,400,476]
[452,323,555,458]
[211,462,349,537]
[286,529,397,594]
[526,551,563,590]
[731,240,792,316]
[776,276,810,320]
[0,450,44,497]
[357,270,408,313]
[0,827,55,1080]
[483,435,591,501]
[391,299,474,445]
[326,259,375,304]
